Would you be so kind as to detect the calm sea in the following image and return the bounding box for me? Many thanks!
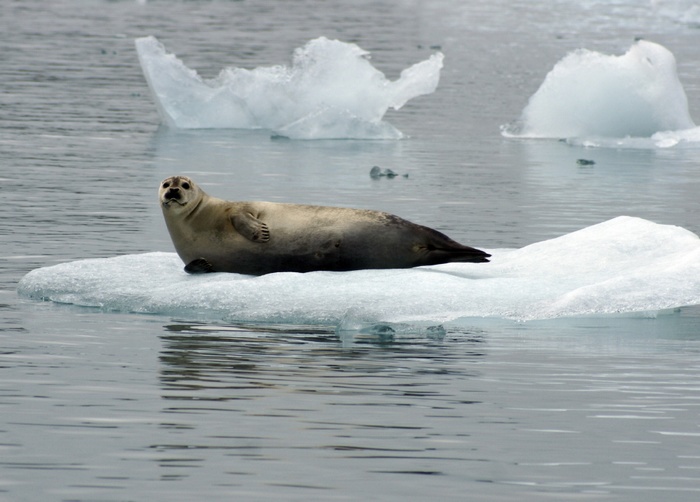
[2,1,700,500]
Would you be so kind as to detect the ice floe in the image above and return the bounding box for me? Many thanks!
[17,217,700,326]
[135,36,443,139]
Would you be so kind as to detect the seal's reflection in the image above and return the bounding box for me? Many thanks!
[158,323,487,396]
[153,323,488,481]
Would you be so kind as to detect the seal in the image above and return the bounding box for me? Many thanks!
[159,175,490,275]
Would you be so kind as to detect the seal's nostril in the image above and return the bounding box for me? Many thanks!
[165,187,181,200]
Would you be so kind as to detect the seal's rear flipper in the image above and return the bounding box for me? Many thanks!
[420,226,491,264]
[185,258,215,274]
[447,248,491,263]
[427,246,491,264]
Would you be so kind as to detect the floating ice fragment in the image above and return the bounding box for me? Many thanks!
[651,126,700,148]
[502,40,699,148]
[17,217,700,325]
[370,166,405,178]
[135,36,444,139]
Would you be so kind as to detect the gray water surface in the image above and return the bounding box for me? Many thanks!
[2,1,700,500]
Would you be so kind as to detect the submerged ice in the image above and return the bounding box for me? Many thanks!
[135,36,444,139]
[502,40,699,147]
[17,217,700,326]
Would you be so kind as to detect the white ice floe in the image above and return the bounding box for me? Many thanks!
[135,36,443,139]
[502,40,700,148]
[17,217,700,326]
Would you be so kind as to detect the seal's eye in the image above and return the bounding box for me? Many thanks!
[162,182,170,189]
[181,182,190,190]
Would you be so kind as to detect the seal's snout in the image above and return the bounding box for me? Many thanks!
[164,187,181,200]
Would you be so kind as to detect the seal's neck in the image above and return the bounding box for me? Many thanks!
[182,194,205,220]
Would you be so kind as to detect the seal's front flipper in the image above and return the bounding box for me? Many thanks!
[185,258,215,274]
[232,212,271,243]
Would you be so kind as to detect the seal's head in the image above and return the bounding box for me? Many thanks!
[159,175,202,212]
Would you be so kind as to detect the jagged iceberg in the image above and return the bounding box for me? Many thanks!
[502,40,700,148]
[17,217,700,326]
[135,36,444,139]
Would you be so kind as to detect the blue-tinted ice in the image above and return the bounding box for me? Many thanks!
[135,36,444,139]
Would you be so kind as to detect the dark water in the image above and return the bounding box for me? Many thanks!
[2,1,700,500]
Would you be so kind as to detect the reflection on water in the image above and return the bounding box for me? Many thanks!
[154,325,492,493]
[2,305,700,500]
[150,318,700,499]
[159,323,486,397]
[154,324,489,494]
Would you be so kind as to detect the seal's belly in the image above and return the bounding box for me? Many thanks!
[209,220,410,274]
[200,225,341,274]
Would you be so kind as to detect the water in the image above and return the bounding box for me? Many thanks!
[2,0,700,500]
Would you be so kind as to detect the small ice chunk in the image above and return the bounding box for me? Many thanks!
[502,40,698,145]
[651,126,700,148]
[370,166,403,178]
[135,36,444,139]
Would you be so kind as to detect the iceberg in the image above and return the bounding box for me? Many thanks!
[502,40,700,148]
[17,217,700,326]
[135,36,444,139]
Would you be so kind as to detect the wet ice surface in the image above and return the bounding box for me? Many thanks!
[136,36,443,139]
[3,0,700,501]
[502,40,700,148]
[18,217,700,325]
